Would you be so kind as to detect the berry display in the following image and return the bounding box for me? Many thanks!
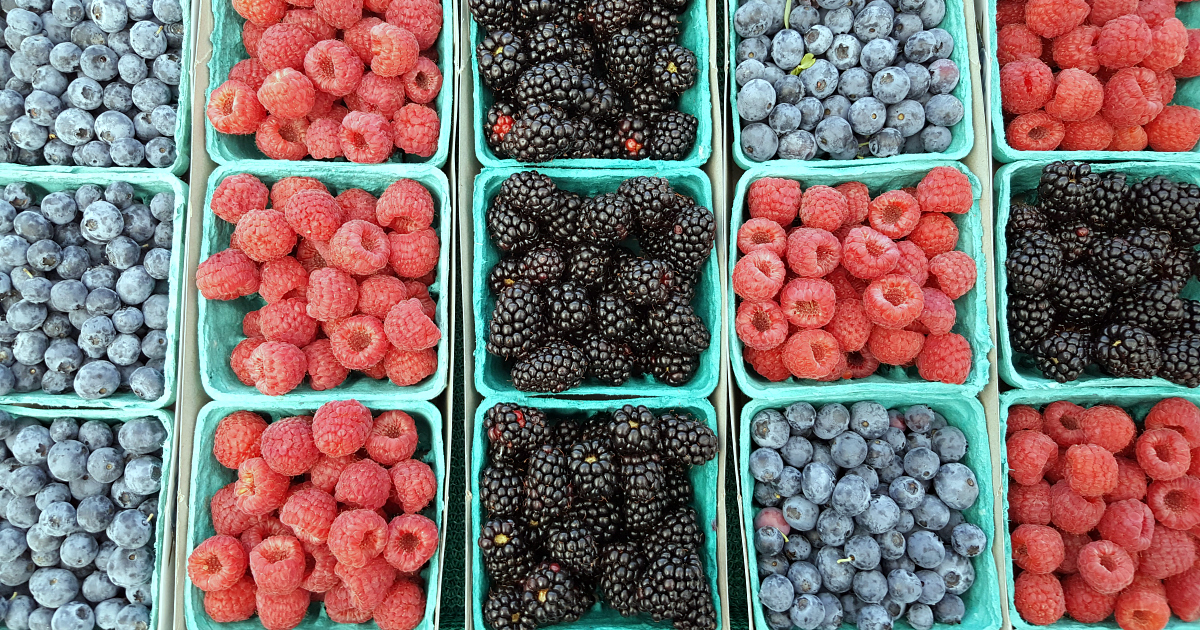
[1004,162,1200,386]
[748,400,986,630]
[197,172,442,396]
[733,0,965,161]
[0,0,185,166]
[0,180,176,401]
[1006,397,1200,629]
[188,401,438,630]
[471,0,700,162]
[483,171,714,393]
[734,168,977,385]
[0,410,167,630]
[478,401,718,630]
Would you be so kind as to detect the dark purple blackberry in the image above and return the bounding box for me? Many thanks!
[488,282,545,360]
[1037,161,1099,223]
[484,402,551,464]
[573,499,621,543]
[1158,247,1193,285]
[524,21,573,63]
[1128,174,1200,229]
[1035,329,1092,383]
[511,338,588,392]
[1055,223,1093,264]
[486,101,519,157]
[576,76,620,120]
[609,404,659,455]
[516,245,564,287]
[1082,171,1128,231]
[1089,236,1154,289]
[1109,280,1185,334]
[544,282,592,337]
[617,175,685,232]
[619,452,663,503]
[552,417,586,447]
[616,257,675,305]
[513,62,588,111]
[567,115,619,159]
[649,44,697,94]
[563,36,597,69]
[486,198,540,252]
[646,110,698,161]
[647,351,699,385]
[545,519,599,576]
[1094,323,1161,379]
[525,444,573,522]
[544,190,586,244]
[480,519,535,585]
[647,293,709,355]
[488,257,524,294]
[1158,334,1200,387]
[483,586,537,630]
[635,2,680,46]
[623,493,668,532]
[499,170,560,216]
[501,102,577,162]
[657,411,717,466]
[644,505,703,556]
[611,114,650,159]
[629,82,678,117]
[520,561,593,625]
[1007,294,1055,355]
[515,0,556,25]
[1123,227,1172,260]
[643,202,714,277]
[591,292,638,341]
[581,334,635,385]
[638,544,711,624]
[1175,300,1200,337]
[603,27,653,88]
[469,0,516,32]
[676,594,718,630]
[1175,182,1200,246]
[599,543,644,616]
[1005,230,1062,296]
[565,244,611,287]
[482,465,526,517]
[566,438,616,500]
[580,192,634,245]
[660,464,693,507]
[1047,266,1110,325]
[583,0,642,34]
[1006,202,1046,240]
[478,31,527,90]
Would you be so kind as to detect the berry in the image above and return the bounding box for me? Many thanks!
[1165,565,1200,621]
[1146,399,1200,448]
[213,411,267,470]
[1060,116,1115,151]
[782,329,842,379]
[798,185,849,232]
[385,298,441,351]
[841,227,900,280]
[327,508,388,568]
[311,399,372,457]
[377,179,434,233]
[863,275,924,329]
[1137,429,1192,481]
[825,299,872,352]
[1014,571,1066,626]
[786,228,841,278]
[258,68,316,120]
[1141,523,1197,579]
[197,249,260,300]
[748,178,801,227]
[1006,111,1065,151]
[207,80,267,135]
[867,327,924,366]
[1146,476,1200,530]
[212,173,269,224]
[375,579,425,630]
[212,483,259,536]
[1078,540,1136,594]
[1145,105,1200,152]
[305,339,350,390]
[1050,479,1106,534]
[868,191,921,239]
[249,535,306,595]
[779,278,837,329]
[371,22,419,77]
[1009,479,1052,525]
[997,24,1043,66]
[1062,573,1116,624]
[1107,457,1149,503]
[256,587,310,630]
[733,250,786,301]
[283,189,342,242]
[234,209,297,263]
[388,228,440,278]
[1012,524,1065,573]
[928,251,975,300]
[1045,69,1105,122]
[366,410,418,465]
[1102,67,1163,127]
[385,513,438,572]
[187,535,248,592]
[393,103,440,157]
[385,347,438,386]
[279,487,338,544]
[391,459,437,513]
[335,458,391,509]
[916,333,971,384]
[249,341,308,395]
[1000,59,1054,114]
[1080,405,1136,453]
[735,300,789,351]
[259,256,309,304]
[918,287,956,335]
[1114,586,1171,630]
[340,110,394,163]
[260,416,320,475]
[306,267,359,321]
[1044,401,1087,447]
[385,0,440,49]
[1065,443,1118,497]
[259,298,318,347]
[203,574,257,622]
[906,213,958,257]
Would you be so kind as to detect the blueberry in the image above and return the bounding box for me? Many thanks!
[822,95,850,121]
[774,465,803,497]
[51,599,94,630]
[12,424,52,465]
[784,534,812,562]
[855,495,900,534]
[734,1,772,38]
[127,582,153,606]
[760,573,795,612]
[132,111,158,140]
[72,360,119,399]
[14,363,46,392]
[127,0,155,19]
[858,603,893,630]
[781,494,819,531]
[914,125,950,152]
[810,442,834,469]
[757,481,783,506]
[18,277,52,304]
[756,526,787,555]
[853,4,893,40]
[79,201,122,243]
[5,595,35,630]
[741,123,778,161]
[752,408,790,448]
[122,456,159,494]
[800,58,838,97]
[758,554,789,578]
[842,534,880,570]
[750,447,784,483]
[0,90,23,124]
[78,45,118,81]
[94,599,123,629]
[13,331,49,364]
[0,527,26,562]
[816,592,843,630]
[38,369,70,395]
[887,475,924,510]
[932,462,977,511]
[68,470,108,500]
[903,30,936,63]
[114,604,149,630]
[869,127,904,157]
[804,24,833,55]
[870,66,909,105]
[885,567,922,604]
[76,422,111,451]
[29,606,55,630]
[797,96,823,130]
[28,567,77,607]
[786,559,821,594]
[824,6,853,34]
[85,447,122,484]
[927,58,958,94]
[144,136,175,167]
[777,129,816,162]
[813,403,849,440]
[905,530,945,570]
[830,474,870,517]
[791,4,819,32]
[10,115,48,150]
[780,436,813,469]
[107,544,153,588]
[121,203,156,243]
[738,78,775,121]
[903,446,939,481]
[834,67,869,102]
[150,104,174,136]
[117,418,163,455]
[106,509,151,549]
[22,90,61,128]
[771,28,806,70]
[790,593,825,630]
[798,460,834,503]
[814,116,854,155]
[110,306,141,334]
[148,192,172,222]
[860,38,896,74]
[782,402,814,435]
[114,265,153,305]
[828,432,865,469]
[817,508,853,546]
[46,439,86,481]
[924,93,962,128]
[130,78,168,112]
[128,20,165,60]
[75,495,115,533]
[8,300,48,332]
[853,569,888,604]
[935,552,973,595]
[914,568,946,605]
[139,331,166,358]
[768,102,802,134]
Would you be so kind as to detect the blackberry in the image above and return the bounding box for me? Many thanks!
[649,44,697,94]
[603,28,653,88]
[520,561,593,625]
[511,339,588,393]
[486,101,519,157]
[566,438,616,500]
[1035,329,1092,383]
[563,37,597,70]
[1109,280,1184,334]
[1123,227,1172,260]
[583,0,642,34]
[565,244,611,287]
[627,316,660,359]
[645,505,703,556]
[1055,223,1093,264]
[647,351,699,385]
[513,61,587,110]
[1158,247,1193,285]
[658,411,717,466]
[1005,230,1062,296]
[623,494,668,532]
[1007,294,1055,355]
[1005,202,1046,239]
[479,519,535,585]
[599,543,644,616]
[483,586,537,630]
[1048,266,1110,325]
[617,176,683,232]
[499,170,561,217]
[591,292,638,341]
[553,417,586,447]
[1037,161,1098,222]
[616,257,675,305]
[568,116,619,159]
[545,282,593,337]
[501,103,576,162]
[1094,323,1162,379]
[1082,171,1128,231]
[482,465,526,517]
[487,282,544,360]
[1089,236,1153,289]
[478,31,528,90]
[488,257,524,294]
[545,190,586,244]
[573,499,621,543]
[576,77,621,120]
[639,544,709,623]
[545,519,599,575]
[629,82,678,117]
[516,246,565,287]
[660,465,693,507]
[1158,334,1200,387]
[612,114,650,159]
[676,595,719,630]
[525,22,573,63]
[643,202,714,277]
[516,0,557,25]
[1176,300,1200,337]
[486,198,540,252]
[1175,182,1200,247]
[581,334,635,384]
[647,110,698,161]
[484,402,551,464]
[525,444,573,522]
[469,0,516,32]
[620,452,663,502]
[1128,174,1200,229]
[635,2,680,46]
[648,293,709,355]
[609,404,659,454]
[580,192,634,245]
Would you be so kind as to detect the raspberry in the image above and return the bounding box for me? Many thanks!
[1051,479,1107,534]
[327,314,386,370]
[297,238,328,272]
[256,116,310,160]
[249,535,306,595]
[1026,0,1089,38]
[327,582,373,623]
[1014,523,1067,574]
[1007,111,1066,150]
[1127,574,1167,598]
[1108,124,1149,150]
[272,176,327,209]
[211,483,258,537]
[384,0,440,49]
[243,20,267,57]
[337,110,393,163]
[1046,446,1069,484]
[905,213,958,258]
[372,180,432,235]
[1165,565,1200,621]
[208,80,268,135]
[384,346,437,386]
[1141,18,1188,72]
[996,0,1027,27]
[259,257,308,304]
[863,274,924,329]
[392,104,439,156]
[401,56,441,104]
[283,189,342,242]
[732,250,786,301]
[212,173,269,225]
[1054,25,1102,73]
[1157,69,1178,103]
[390,459,437,513]
[779,329,841,379]
[863,191,919,240]
[1014,571,1066,625]
[231,337,267,386]
[364,410,418,466]
[233,0,286,24]
[915,332,971,385]
[345,17,383,64]
[300,40,363,98]
[1044,69,1105,122]
[823,299,871,353]
[867,327,924,366]
[748,178,801,227]
[283,8,335,39]
[356,72,407,118]
[328,220,391,275]
[383,298,441,351]
[928,251,976,300]
[260,416,321,476]
[816,349,850,382]
[230,58,272,91]
[306,267,359,321]
[1144,400,1200,451]
[356,277,408,321]
[998,24,1044,66]
[1191,449,1200,477]
[258,23,316,72]
[1043,401,1087,446]
[1063,573,1117,623]
[213,411,267,470]
[1096,14,1154,68]
[328,508,388,568]
[339,188,379,224]
[1078,406,1134,455]
[335,458,392,510]
[1145,105,1200,152]
[370,22,419,77]
[1138,0,1176,28]
[1147,476,1200,530]
[1091,0,1138,25]
[387,228,440,279]
[313,0,361,28]
[746,344,791,381]
[1009,430,1058,485]
[1060,531,1092,574]
[203,574,257,623]
[1009,405,1044,435]
[785,228,841,278]
[1115,586,1171,630]
[188,535,249,592]
[1102,67,1164,127]
[1066,443,1120,497]
[1010,479,1053,525]
[1077,540,1137,594]
[1137,429,1192,481]
[1140,523,1198,579]
[259,298,318,348]
[256,588,310,630]
[798,185,849,232]
[312,399,373,456]
[279,488,338,544]
[234,209,297,264]
[841,226,900,279]
[1001,59,1055,114]
[336,555,397,611]
[777,277,836,330]
[1176,29,1200,78]
[300,542,339,592]
[304,339,349,390]
[892,240,929,287]
[249,341,308,395]
[375,578,424,630]
[257,68,315,120]
[826,266,865,300]
[915,287,954,336]
[310,454,358,493]
[384,513,438,572]
[735,300,789,351]
[736,218,788,257]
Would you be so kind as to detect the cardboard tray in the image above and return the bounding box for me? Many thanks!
[726,161,993,399]
[196,162,451,403]
[468,396,723,630]
[738,393,1003,630]
[0,170,188,409]
[470,166,721,399]
[182,398,445,630]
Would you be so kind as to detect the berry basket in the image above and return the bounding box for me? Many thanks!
[739,393,1002,630]
[727,161,991,400]
[998,387,1200,630]
[0,170,187,410]
[467,2,713,169]
[988,0,1200,163]
[470,166,720,399]
[183,399,444,630]
[0,404,176,630]
[196,162,451,402]
[469,396,722,630]
[995,160,1200,390]
[203,0,455,168]
[727,0,974,169]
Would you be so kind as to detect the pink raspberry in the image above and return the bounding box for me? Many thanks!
[345,17,383,64]
[1078,540,1136,594]
[892,240,929,286]
[249,535,306,595]
[384,298,441,351]
[272,176,327,208]
[232,209,296,263]
[303,39,363,97]
[283,188,342,241]
[1054,26,1101,73]
[782,329,842,379]
[339,188,379,224]
[313,399,373,456]
[1156,69,1178,103]
[390,458,437,512]
[370,22,418,77]
[997,24,1044,66]
[835,181,869,225]
[868,190,922,240]
[314,0,361,28]
[330,314,390,369]
[1137,428,1192,480]
[1108,124,1149,150]
[824,299,872,352]
[258,297,317,347]
[384,0,441,49]
[212,173,269,224]
[1148,475,1200,530]
[283,8,335,38]
[384,346,438,386]
[203,574,257,623]
[340,111,394,163]
[1014,572,1066,626]
[798,185,848,231]
[259,256,308,303]
[1050,479,1107,534]
[377,178,435,233]
[748,178,801,227]
[1012,523,1066,573]
[918,287,956,335]
[357,72,408,118]
[1061,115,1116,150]
[233,0,287,25]
[867,327,924,366]
[255,116,309,161]
[300,543,339,593]
[1097,498,1155,552]
[335,458,392,510]
[392,103,439,157]
[786,227,841,278]
[996,0,1027,27]
[366,410,419,465]
[1145,105,1200,151]
[737,218,787,257]
[1044,68,1104,121]
[310,454,359,493]
[357,275,409,320]
[231,337,267,386]
[1001,58,1055,114]
[778,277,837,329]
[387,228,439,278]
[1138,0,1177,28]
[841,226,900,280]
[1103,67,1164,127]
[306,267,359,321]
[260,416,320,475]
[1142,18,1188,72]
[1096,14,1153,68]
[745,344,790,381]
[402,56,441,103]
[1008,110,1066,149]
[928,251,976,299]
[207,80,267,135]
[328,509,388,568]
[1175,29,1200,78]
[304,338,349,391]
[916,166,973,214]
[1025,0,1089,38]
[1139,524,1196,579]
[235,457,291,515]
[1065,443,1120,496]
[336,555,398,612]
[735,299,789,351]
[188,535,249,592]
[732,249,786,300]
[258,23,315,71]
[305,118,344,159]
[1091,0,1138,25]
[906,213,958,257]
[230,58,271,91]
[257,68,315,119]
[826,266,865,300]
[327,220,391,275]
[242,20,267,57]
[863,274,924,329]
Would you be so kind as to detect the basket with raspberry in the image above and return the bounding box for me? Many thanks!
[185,399,443,630]
[196,165,447,400]
[204,0,449,165]
[1002,391,1200,630]
[730,164,988,396]
[992,0,1200,158]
